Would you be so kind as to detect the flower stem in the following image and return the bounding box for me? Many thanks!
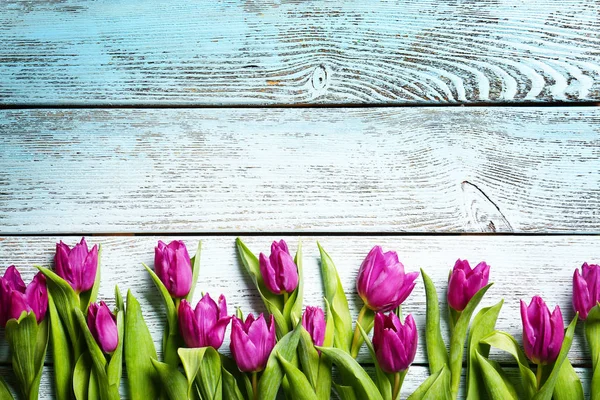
[350,305,368,358]
[392,372,400,400]
[536,364,544,390]
[283,292,289,306]
[252,372,258,400]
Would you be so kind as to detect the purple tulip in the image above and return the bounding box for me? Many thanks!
[230,313,276,373]
[259,240,298,295]
[55,237,98,293]
[372,312,418,374]
[520,296,564,365]
[0,267,47,327]
[179,293,232,349]
[356,246,419,312]
[573,262,600,320]
[154,240,193,298]
[447,259,490,312]
[87,301,118,353]
[302,306,326,347]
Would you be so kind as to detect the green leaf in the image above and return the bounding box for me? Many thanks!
[107,307,124,387]
[350,306,375,358]
[553,359,583,400]
[585,303,600,400]
[80,245,102,314]
[533,316,578,400]
[186,241,202,302]
[298,328,320,390]
[142,263,177,334]
[0,375,13,400]
[283,242,304,328]
[151,359,188,400]
[466,300,503,400]
[323,297,335,348]
[222,367,245,400]
[88,368,100,400]
[275,352,317,400]
[197,347,222,400]
[316,355,332,400]
[421,270,448,374]
[258,324,302,400]
[115,286,124,312]
[5,312,39,398]
[333,383,358,400]
[36,266,82,351]
[318,243,353,354]
[125,290,159,400]
[48,291,74,400]
[178,347,208,396]
[73,353,91,400]
[481,330,536,400]
[449,283,492,398]
[357,324,391,400]
[74,308,107,373]
[316,346,383,400]
[235,238,288,339]
[406,364,452,400]
[476,351,518,400]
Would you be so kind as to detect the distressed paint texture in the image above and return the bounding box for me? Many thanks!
[1,108,599,233]
[1,0,599,104]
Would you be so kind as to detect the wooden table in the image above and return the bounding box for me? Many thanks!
[1,1,599,398]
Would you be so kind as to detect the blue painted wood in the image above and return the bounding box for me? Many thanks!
[1,0,599,104]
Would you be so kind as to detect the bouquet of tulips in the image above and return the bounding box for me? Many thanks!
[0,237,599,400]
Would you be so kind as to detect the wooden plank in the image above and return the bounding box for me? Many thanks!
[1,365,591,399]
[1,235,598,366]
[1,107,599,233]
[1,1,600,105]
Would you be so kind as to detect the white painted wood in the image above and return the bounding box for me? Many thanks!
[1,108,599,233]
[1,365,591,399]
[1,235,598,367]
[1,1,599,105]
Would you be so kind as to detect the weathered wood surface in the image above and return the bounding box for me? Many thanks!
[1,235,598,366]
[1,0,600,105]
[1,107,599,234]
[1,365,591,399]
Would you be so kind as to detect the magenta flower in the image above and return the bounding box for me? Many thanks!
[520,296,564,365]
[179,293,232,349]
[302,306,326,347]
[154,240,192,298]
[55,237,98,293]
[0,267,47,327]
[447,259,490,312]
[573,262,600,320]
[230,313,276,373]
[356,246,419,312]
[87,301,118,353]
[372,312,418,374]
[259,240,298,295]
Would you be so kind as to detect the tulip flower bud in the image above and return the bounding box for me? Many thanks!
[55,237,98,293]
[372,312,418,374]
[230,313,276,373]
[259,240,298,295]
[520,296,564,365]
[87,301,118,353]
[573,262,600,320]
[302,306,326,347]
[179,293,232,349]
[447,259,490,312]
[0,267,47,326]
[356,246,419,312]
[154,240,193,298]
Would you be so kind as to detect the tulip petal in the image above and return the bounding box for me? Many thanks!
[25,272,48,323]
[3,266,26,293]
[95,304,118,353]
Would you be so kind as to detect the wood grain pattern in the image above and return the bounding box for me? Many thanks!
[1,235,598,366]
[1,107,599,233]
[1,0,600,105]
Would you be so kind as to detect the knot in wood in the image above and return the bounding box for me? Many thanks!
[311,65,329,91]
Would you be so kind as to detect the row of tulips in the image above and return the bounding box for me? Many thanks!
[0,238,599,399]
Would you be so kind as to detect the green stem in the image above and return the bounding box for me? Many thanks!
[392,372,400,400]
[350,305,368,358]
[536,364,544,390]
[283,292,289,308]
[252,372,258,400]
